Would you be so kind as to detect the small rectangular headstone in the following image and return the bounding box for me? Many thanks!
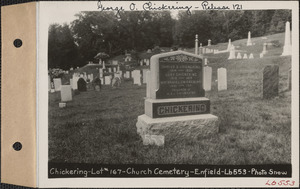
[142,69,148,84]
[53,78,62,91]
[263,65,279,99]
[217,68,227,91]
[125,71,131,78]
[72,76,79,90]
[104,76,111,85]
[203,66,212,91]
[60,85,72,102]
[99,69,103,78]
[69,79,73,88]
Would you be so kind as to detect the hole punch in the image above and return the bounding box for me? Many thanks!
[13,39,22,48]
[13,142,22,151]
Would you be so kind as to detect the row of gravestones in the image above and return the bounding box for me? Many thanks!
[137,51,291,146]
[203,66,227,91]
[49,69,151,93]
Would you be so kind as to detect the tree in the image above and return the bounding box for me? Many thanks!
[48,24,80,69]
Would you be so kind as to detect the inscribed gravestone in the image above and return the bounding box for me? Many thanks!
[155,54,205,99]
[60,85,72,102]
[263,65,279,99]
[203,66,212,91]
[137,51,219,146]
[104,76,111,85]
[133,70,141,85]
[217,68,227,91]
[142,69,148,84]
[77,78,87,92]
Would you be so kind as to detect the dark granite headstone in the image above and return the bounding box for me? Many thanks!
[263,65,279,99]
[77,78,87,92]
[156,54,205,99]
[93,77,102,91]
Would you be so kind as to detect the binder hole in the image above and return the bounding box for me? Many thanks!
[13,142,22,151]
[13,39,22,48]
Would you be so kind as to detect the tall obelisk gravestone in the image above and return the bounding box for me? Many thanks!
[136,51,219,146]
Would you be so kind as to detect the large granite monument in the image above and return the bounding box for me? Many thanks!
[136,51,219,146]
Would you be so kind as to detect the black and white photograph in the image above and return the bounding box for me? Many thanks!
[38,1,299,187]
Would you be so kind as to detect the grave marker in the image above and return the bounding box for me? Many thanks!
[195,34,199,55]
[228,46,236,59]
[217,68,227,91]
[132,70,141,85]
[262,43,268,55]
[227,39,232,51]
[263,65,279,99]
[72,75,79,90]
[53,78,62,91]
[243,54,248,59]
[125,71,131,78]
[60,85,72,102]
[249,53,254,59]
[136,51,218,146]
[247,31,253,46]
[282,21,291,56]
[99,69,103,78]
[236,52,242,59]
[203,66,212,91]
[260,53,264,58]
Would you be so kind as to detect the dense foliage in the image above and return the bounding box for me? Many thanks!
[48,10,291,69]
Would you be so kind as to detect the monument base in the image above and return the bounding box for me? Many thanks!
[136,114,219,146]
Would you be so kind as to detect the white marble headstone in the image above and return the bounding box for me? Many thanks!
[217,68,227,91]
[142,69,148,84]
[203,66,212,91]
[104,76,111,85]
[60,85,72,102]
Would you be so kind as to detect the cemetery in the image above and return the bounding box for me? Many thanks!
[48,28,292,164]
[46,9,294,167]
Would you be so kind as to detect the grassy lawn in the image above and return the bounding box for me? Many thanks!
[49,33,291,164]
